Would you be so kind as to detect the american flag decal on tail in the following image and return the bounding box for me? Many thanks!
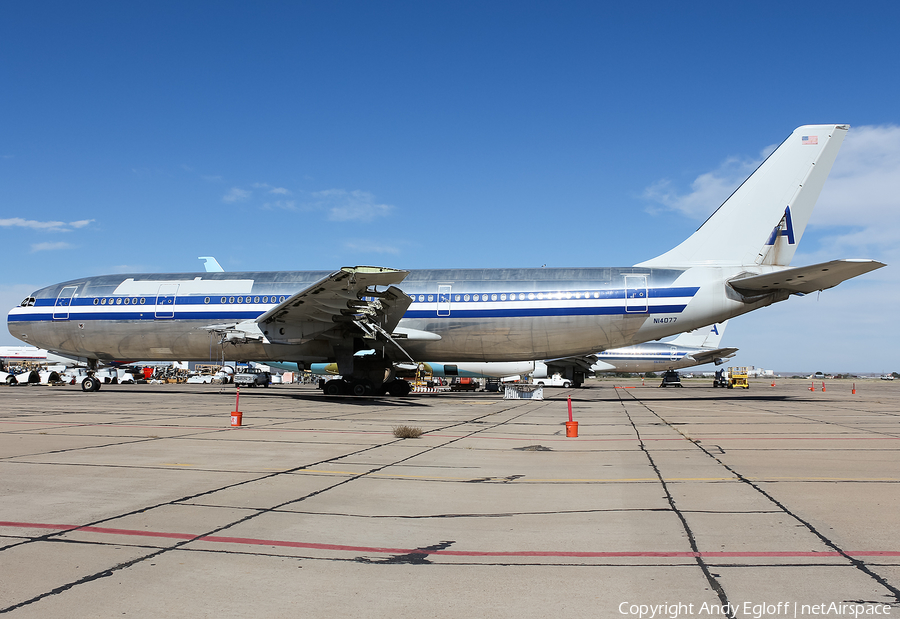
[802,135,818,145]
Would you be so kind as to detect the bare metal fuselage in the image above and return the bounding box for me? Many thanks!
[8,266,773,364]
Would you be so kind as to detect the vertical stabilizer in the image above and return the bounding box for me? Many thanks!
[636,125,848,268]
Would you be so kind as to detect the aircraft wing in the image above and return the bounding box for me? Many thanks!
[257,266,412,347]
[685,347,739,366]
[729,259,885,296]
[544,355,599,376]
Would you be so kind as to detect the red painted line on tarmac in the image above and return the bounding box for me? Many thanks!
[2,521,898,558]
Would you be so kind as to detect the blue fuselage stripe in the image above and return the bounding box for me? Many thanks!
[9,303,691,323]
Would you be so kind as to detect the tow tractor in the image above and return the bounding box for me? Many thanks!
[713,369,728,388]
[659,370,682,387]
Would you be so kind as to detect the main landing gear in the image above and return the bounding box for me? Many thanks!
[81,376,102,392]
[322,378,412,397]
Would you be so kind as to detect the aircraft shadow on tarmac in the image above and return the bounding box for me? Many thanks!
[49,385,800,406]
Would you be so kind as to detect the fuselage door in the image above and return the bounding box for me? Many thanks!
[437,285,451,316]
[669,345,678,361]
[53,286,78,320]
[624,275,648,313]
[155,284,179,319]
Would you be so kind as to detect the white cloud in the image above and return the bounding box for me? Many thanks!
[252,182,291,195]
[223,187,251,203]
[31,241,73,252]
[643,146,775,219]
[0,218,93,232]
[811,125,900,236]
[643,125,900,263]
[312,189,394,222]
[222,184,394,221]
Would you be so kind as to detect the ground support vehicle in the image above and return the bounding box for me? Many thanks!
[659,370,682,387]
[450,377,480,391]
[532,374,573,388]
[727,366,750,389]
[234,369,271,387]
[713,369,728,388]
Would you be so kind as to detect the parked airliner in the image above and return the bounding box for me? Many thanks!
[7,125,884,395]
[303,322,735,384]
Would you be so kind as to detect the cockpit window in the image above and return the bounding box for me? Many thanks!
[19,297,35,307]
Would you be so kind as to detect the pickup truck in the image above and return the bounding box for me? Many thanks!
[233,369,271,387]
[532,374,572,388]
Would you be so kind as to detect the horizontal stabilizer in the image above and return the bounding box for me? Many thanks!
[729,260,885,296]
[669,321,728,348]
[686,347,739,366]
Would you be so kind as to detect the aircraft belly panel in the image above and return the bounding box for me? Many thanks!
[395,314,644,361]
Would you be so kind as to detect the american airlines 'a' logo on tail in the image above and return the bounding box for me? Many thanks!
[765,206,796,246]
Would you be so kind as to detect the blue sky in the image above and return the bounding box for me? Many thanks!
[2,2,898,372]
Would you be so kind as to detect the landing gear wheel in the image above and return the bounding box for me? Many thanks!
[323,380,345,396]
[6,375,16,386]
[82,376,101,392]
[350,381,373,396]
[388,380,411,397]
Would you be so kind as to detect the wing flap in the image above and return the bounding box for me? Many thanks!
[257,266,411,345]
[729,259,884,296]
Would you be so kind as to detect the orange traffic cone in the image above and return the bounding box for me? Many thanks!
[231,386,243,427]
[565,397,578,437]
